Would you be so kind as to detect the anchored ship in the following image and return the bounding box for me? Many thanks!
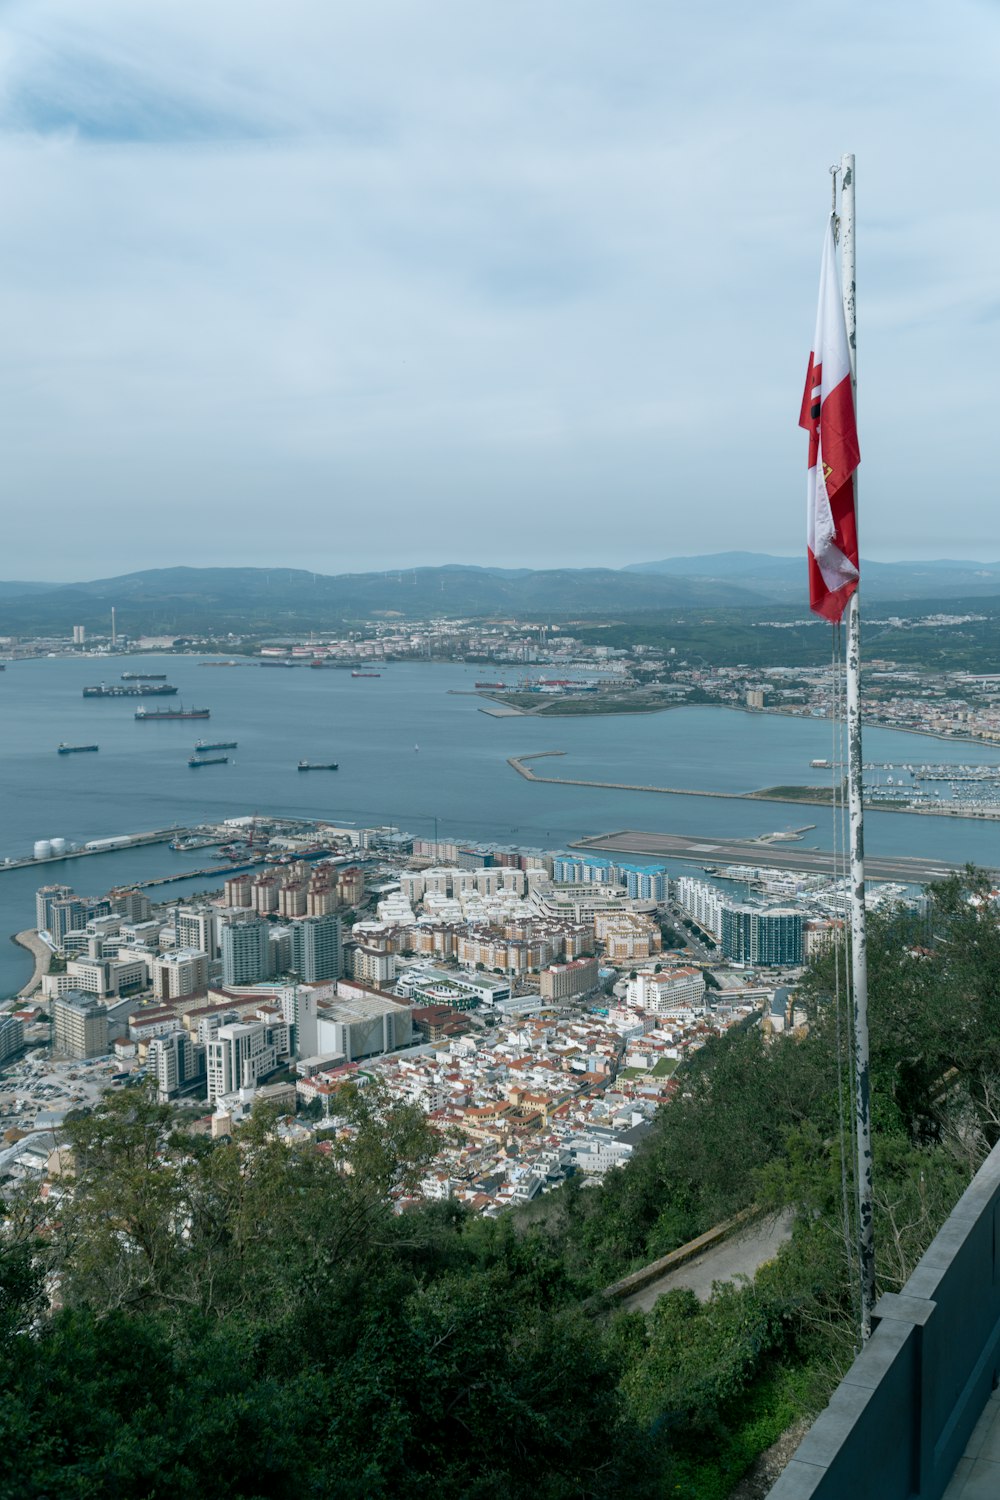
[297,760,338,771]
[57,743,98,755]
[188,755,228,767]
[135,706,210,720]
[121,672,168,681]
[194,740,237,751]
[83,683,178,698]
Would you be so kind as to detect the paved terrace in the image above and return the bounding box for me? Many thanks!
[570,830,993,885]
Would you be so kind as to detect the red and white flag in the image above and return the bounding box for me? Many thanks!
[800,218,860,622]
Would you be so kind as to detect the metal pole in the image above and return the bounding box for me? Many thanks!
[840,151,875,1341]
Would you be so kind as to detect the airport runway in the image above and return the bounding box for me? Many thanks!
[569,829,991,884]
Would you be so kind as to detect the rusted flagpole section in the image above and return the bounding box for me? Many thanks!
[838,152,875,1342]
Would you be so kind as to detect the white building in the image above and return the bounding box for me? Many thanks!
[205,1020,290,1103]
[625,967,707,1013]
[147,1030,206,1101]
[152,948,209,1000]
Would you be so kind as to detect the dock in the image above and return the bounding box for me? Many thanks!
[0,827,185,874]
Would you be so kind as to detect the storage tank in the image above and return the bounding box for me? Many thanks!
[49,837,67,856]
[33,840,52,860]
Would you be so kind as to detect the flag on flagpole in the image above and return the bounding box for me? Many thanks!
[800,218,861,622]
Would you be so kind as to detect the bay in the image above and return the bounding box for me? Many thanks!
[2,654,998,998]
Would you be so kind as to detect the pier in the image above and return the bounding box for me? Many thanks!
[0,827,185,874]
[569,830,990,885]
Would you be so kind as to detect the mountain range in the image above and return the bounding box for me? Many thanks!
[1,556,999,637]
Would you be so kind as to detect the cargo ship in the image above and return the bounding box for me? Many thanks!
[121,672,168,681]
[297,761,338,771]
[83,683,178,698]
[135,706,210,721]
[57,743,99,754]
[351,671,381,678]
[188,755,228,767]
[194,740,237,751]
[475,681,509,689]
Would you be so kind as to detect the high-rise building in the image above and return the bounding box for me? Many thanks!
[224,874,252,907]
[110,888,152,924]
[539,957,600,1001]
[221,918,273,986]
[47,897,90,946]
[206,1021,286,1102]
[251,876,279,914]
[278,882,307,919]
[35,884,74,932]
[147,1031,206,1100]
[52,990,109,1059]
[277,984,319,1057]
[152,949,209,1000]
[721,907,804,967]
[290,913,342,983]
[173,905,220,960]
[0,1015,25,1062]
[352,946,397,987]
[306,878,338,916]
[337,868,364,907]
[72,625,86,645]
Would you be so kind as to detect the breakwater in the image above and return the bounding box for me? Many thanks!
[507,752,1000,821]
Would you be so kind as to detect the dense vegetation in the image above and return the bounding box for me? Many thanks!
[1,873,998,1498]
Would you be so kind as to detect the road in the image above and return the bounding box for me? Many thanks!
[619,1211,794,1312]
[571,829,986,884]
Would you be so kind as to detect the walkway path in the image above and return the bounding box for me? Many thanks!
[11,930,52,996]
[619,1211,794,1313]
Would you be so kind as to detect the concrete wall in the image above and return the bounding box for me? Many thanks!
[769,1139,1000,1499]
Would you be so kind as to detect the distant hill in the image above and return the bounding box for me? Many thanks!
[3,557,1000,639]
[625,553,1000,600]
[0,564,759,638]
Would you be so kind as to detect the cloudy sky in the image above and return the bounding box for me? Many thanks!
[0,0,997,580]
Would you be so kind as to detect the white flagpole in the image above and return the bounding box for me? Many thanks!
[839,152,875,1342]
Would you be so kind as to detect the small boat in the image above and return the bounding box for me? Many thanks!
[188,756,228,767]
[194,741,237,751]
[414,744,419,752]
[297,761,338,771]
[57,743,99,755]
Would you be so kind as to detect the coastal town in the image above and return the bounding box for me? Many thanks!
[0,810,923,1216]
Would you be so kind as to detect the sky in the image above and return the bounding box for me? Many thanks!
[0,0,998,581]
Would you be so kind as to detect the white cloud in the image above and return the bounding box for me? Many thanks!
[0,0,998,576]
